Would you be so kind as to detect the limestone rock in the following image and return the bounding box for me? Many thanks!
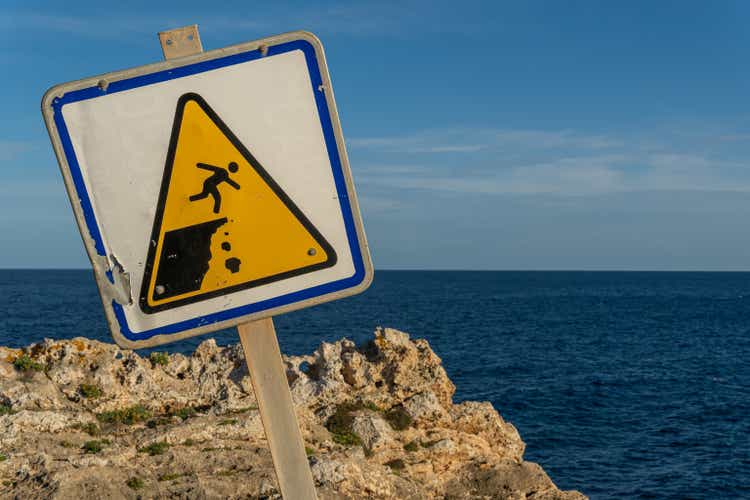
[451,401,526,461]
[0,328,586,499]
[351,413,394,452]
[403,390,451,426]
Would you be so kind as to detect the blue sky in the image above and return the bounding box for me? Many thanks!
[2,0,750,270]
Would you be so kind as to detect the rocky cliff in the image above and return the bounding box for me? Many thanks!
[0,327,586,499]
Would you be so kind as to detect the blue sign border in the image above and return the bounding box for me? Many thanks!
[50,39,367,341]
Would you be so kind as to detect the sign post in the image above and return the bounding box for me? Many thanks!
[157,25,317,499]
[43,24,373,500]
[238,318,317,499]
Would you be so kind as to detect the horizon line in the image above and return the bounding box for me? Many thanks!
[1,268,749,273]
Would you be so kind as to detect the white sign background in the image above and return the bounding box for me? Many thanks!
[43,33,372,348]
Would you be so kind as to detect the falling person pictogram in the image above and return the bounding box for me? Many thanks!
[189,161,241,213]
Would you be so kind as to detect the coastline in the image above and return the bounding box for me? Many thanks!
[0,327,586,499]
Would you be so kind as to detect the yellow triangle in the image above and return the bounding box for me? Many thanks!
[139,93,336,313]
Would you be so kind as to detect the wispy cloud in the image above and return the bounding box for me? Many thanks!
[717,133,750,143]
[350,136,485,153]
[350,128,621,154]
[358,194,403,213]
[352,126,750,195]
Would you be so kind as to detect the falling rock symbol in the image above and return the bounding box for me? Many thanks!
[225,257,241,273]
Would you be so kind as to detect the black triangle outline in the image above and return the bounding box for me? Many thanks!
[139,92,337,314]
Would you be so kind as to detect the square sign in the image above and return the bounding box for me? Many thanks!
[42,31,373,348]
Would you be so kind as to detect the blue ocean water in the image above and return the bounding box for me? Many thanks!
[0,270,748,499]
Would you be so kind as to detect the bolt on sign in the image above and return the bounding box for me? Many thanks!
[41,32,373,348]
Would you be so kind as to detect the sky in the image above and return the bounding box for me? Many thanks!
[2,0,750,270]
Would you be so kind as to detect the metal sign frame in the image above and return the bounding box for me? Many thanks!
[41,31,373,349]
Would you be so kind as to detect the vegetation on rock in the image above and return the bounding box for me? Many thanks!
[82,439,109,454]
[78,383,102,399]
[138,441,170,456]
[385,458,406,471]
[12,354,43,372]
[97,405,151,425]
[403,440,419,452]
[149,352,170,367]
[325,402,363,447]
[172,406,196,420]
[384,406,413,431]
[125,477,144,490]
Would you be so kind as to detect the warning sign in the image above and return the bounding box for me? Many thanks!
[139,93,336,313]
[43,32,373,347]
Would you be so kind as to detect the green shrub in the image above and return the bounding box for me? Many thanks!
[97,405,151,425]
[403,440,419,452]
[325,402,362,447]
[173,406,196,420]
[385,458,406,471]
[82,440,106,454]
[149,352,169,367]
[305,446,315,456]
[332,431,361,446]
[146,417,171,428]
[182,438,195,446]
[13,354,43,372]
[0,404,13,416]
[79,383,102,399]
[218,418,238,426]
[0,454,7,462]
[126,477,144,490]
[138,441,170,456]
[384,406,412,431]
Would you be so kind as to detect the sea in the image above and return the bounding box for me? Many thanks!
[0,270,748,499]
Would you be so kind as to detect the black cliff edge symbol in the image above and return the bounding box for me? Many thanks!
[138,92,337,314]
